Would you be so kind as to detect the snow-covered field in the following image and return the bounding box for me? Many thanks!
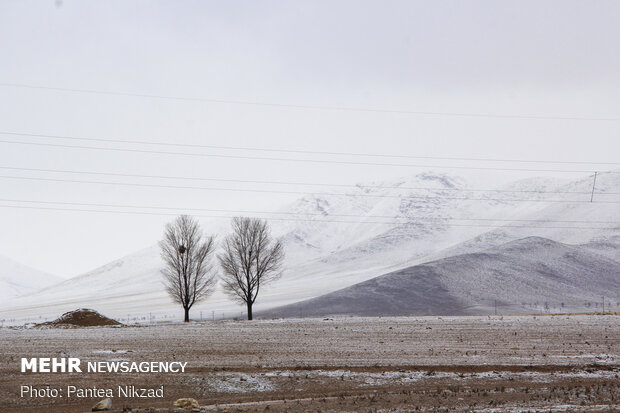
[0,315,618,412]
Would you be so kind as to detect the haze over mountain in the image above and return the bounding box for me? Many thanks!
[1,171,619,322]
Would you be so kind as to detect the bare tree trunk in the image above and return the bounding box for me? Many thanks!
[184,307,190,323]
[247,302,253,321]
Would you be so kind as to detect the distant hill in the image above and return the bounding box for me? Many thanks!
[0,254,62,300]
[260,237,620,318]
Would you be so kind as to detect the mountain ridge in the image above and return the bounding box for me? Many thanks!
[0,254,62,300]
[260,236,620,318]
[1,171,619,321]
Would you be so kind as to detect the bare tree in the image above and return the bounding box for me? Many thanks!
[160,215,217,322]
[219,217,284,320]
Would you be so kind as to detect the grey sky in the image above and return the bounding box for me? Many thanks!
[1,0,619,276]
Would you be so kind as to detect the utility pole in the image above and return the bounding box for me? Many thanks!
[494,299,497,315]
[602,296,605,313]
[590,172,598,202]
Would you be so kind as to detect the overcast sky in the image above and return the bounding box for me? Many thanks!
[1,0,619,277]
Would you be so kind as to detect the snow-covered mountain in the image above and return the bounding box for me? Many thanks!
[0,254,61,300]
[1,171,619,322]
[260,237,620,318]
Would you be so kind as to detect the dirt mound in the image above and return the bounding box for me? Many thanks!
[37,309,122,328]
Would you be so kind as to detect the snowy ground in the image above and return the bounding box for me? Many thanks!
[0,314,618,412]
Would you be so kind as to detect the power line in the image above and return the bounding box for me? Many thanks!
[2,82,620,122]
[2,131,619,166]
[2,174,619,203]
[0,203,615,230]
[2,198,619,224]
[0,165,604,195]
[0,139,604,173]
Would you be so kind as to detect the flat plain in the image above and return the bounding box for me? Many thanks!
[0,314,618,412]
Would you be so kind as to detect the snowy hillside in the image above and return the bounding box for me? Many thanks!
[1,171,619,322]
[0,254,61,300]
[261,237,620,318]
[421,172,620,261]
